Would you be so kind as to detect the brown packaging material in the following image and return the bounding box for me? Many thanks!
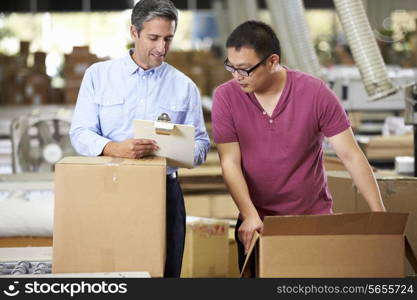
[228,227,240,278]
[185,194,238,219]
[181,217,229,277]
[63,46,103,81]
[33,51,47,74]
[50,87,65,104]
[53,156,166,277]
[328,171,417,275]
[242,212,416,278]
[359,135,414,160]
[24,72,51,104]
[324,156,377,172]
[19,41,30,56]
[63,87,80,104]
[324,156,346,171]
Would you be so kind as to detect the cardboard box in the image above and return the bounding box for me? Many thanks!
[179,165,227,194]
[328,170,417,275]
[64,86,80,104]
[324,156,377,173]
[324,156,346,171]
[358,135,413,160]
[33,51,46,74]
[242,212,414,278]
[50,87,64,104]
[24,72,51,104]
[228,227,240,278]
[185,194,239,219]
[327,171,357,213]
[53,156,166,277]
[184,195,211,218]
[181,217,229,277]
[64,46,102,80]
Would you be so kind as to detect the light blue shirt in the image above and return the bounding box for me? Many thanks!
[70,50,210,174]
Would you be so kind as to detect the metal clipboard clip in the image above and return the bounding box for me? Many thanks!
[154,113,175,135]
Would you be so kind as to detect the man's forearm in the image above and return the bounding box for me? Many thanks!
[221,160,258,218]
[102,141,117,156]
[342,152,385,211]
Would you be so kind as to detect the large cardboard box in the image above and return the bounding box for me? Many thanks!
[181,217,229,278]
[242,212,414,278]
[53,156,166,277]
[327,170,417,275]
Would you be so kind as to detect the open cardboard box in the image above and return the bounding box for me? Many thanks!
[327,170,417,275]
[242,212,417,278]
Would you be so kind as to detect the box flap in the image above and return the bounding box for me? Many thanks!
[241,231,260,278]
[57,156,166,166]
[405,236,417,273]
[262,212,408,236]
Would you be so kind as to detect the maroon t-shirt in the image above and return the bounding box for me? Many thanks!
[212,69,350,219]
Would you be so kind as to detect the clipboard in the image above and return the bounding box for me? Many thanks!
[133,118,195,168]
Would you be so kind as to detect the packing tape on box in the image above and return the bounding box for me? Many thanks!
[107,157,124,166]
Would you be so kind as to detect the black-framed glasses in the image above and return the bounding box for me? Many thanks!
[223,55,270,77]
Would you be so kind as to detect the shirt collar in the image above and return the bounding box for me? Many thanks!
[124,49,166,78]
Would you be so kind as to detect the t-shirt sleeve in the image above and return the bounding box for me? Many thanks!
[211,86,238,144]
[317,82,350,137]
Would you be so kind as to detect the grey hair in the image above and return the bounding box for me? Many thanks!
[131,0,178,33]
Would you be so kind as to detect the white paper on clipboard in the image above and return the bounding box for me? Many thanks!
[133,119,195,168]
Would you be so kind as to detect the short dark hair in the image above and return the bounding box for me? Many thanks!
[131,0,178,33]
[226,20,281,61]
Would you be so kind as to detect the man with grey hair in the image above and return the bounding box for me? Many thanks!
[70,0,210,277]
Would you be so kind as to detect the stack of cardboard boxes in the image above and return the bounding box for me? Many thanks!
[0,41,52,105]
[165,50,231,96]
[25,51,51,105]
[63,46,102,104]
[0,41,29,105]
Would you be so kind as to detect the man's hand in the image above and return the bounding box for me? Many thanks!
[102,139,159,159]
[238,213,264,255]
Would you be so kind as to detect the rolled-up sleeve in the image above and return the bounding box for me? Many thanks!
[69,65,111,156]
[183,82,210,167]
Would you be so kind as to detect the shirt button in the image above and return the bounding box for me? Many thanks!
[262,111,267,115]
[269,119,273,124]
[142,75,146,79]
